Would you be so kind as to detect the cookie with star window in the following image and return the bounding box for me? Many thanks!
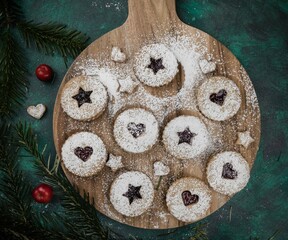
[60,76,108,121]
[109,171,154,217]
[133,44,178,87]
[162,115,211,160]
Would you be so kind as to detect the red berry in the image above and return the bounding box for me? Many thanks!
[35,64,54,82]
[32,183,53,203]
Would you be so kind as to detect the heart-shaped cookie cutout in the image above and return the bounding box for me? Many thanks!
[181,191,199,206]
[127,122,146,138]
[111,47,126,63]
[154,161,170,176]
[27,104,46,119]
[209,89,227,106]
[199,59,216,74]
[222,163,238,179]
[74,146,93,162]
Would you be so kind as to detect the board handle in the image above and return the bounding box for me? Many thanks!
[126,0,179,25]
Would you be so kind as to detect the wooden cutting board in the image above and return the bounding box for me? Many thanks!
[53,0,261,229]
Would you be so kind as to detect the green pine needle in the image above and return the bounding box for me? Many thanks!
[0,30,28,119]
[17,21,89,64]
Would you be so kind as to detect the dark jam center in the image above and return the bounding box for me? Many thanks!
[177,127,197,145]
[147,57,165,74]
[122,184,142,205]
[181,191,199,206]
[209,89,227,106]
[72,87,93,108]
[74,146,93,162]
[222,163,238,179]
[127,122,146,138]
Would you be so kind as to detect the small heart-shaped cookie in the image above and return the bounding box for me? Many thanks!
[74,146,93,162]
[199,59,216,74]
[154,161,170,176]
[127,122,146,138]
[111,47,126,63]
[209,89,227,106]
[181,191,199,206]
[222,163,238,179]
[27,104,46,119]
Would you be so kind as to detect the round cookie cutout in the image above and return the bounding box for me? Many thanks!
[162,115,211,160]
[113,108,159,153]
[197,76,241,121]
[60,76,108,121]
[134,44,179,87]
[61,132,107,177]
[206,151,250,196]
[110,171,154,217]
[166,178,212,222]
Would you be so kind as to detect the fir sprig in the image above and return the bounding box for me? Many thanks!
[17,21,89,64]
[0,0,89,119]
[16,122,109,240]
[0,30,28,119]
[0,123,69,240]
[189,223,209,240]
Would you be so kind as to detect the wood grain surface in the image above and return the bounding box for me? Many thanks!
[53,0,260,229]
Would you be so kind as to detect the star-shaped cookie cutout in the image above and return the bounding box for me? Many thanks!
[72,87,93,107]
[177,127,197,145]
[119,76,138,94]
[147,57,165,74]
[106,154,124,172]
[236,130,254,149]
[122,184,142,204]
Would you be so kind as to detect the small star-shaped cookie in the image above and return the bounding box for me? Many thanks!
[122,184,142,204]
[177,127,197,145]
[147,57,165,74]
[119,76,138,94]
[106,154,124,172]
[236,130,254,148]
[72,87,93,107]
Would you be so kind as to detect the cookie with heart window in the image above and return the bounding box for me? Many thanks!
[166,177,212,222]
[197,76,242,121]
[206,151,250,196]
[113,108,159,153]
[61,132,107,177]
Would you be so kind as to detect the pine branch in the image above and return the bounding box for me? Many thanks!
[0,123,69,240]
[189,223,209,240]
[0,30,28,119]
[0,0,24,27]
[16,122,109,240]
[17,21,89,64]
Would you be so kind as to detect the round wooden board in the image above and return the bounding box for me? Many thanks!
[53,0,261,229]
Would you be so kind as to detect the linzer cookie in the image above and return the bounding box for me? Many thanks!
[133,44,178,87]
[166,177,212,222]
[113,108,159,153]
[162,115,211,160]
[197,76,241,121]
[206,151,250,196]
[61,132,107,177]
[60,76,108,121]
[110,171,154,217]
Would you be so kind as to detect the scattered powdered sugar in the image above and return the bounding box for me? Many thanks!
[61,132,107,177]
[166,178,212,222]
[110,171,154,217]
[206,151,250,196]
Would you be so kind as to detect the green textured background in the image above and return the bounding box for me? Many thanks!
[15,0,288,239]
